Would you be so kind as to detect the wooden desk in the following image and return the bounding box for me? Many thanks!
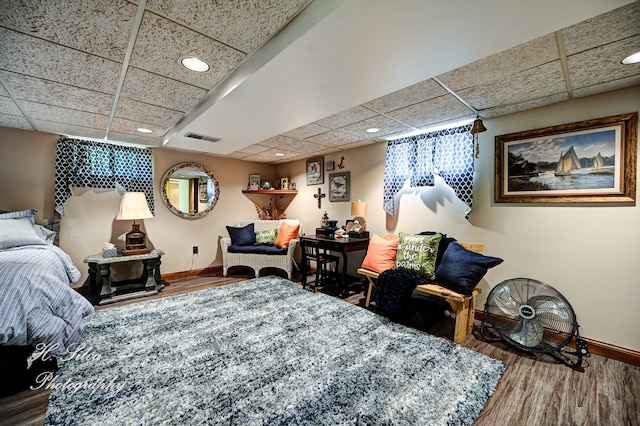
[300,235,369,292]
[84,249,164,305]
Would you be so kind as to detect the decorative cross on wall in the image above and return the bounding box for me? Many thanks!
[314,187,326,209]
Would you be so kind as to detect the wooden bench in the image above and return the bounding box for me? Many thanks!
[357,242,484,344]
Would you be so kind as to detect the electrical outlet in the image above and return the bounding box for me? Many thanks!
[192,246,198,254]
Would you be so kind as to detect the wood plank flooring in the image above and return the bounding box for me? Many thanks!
[1,271,638,426]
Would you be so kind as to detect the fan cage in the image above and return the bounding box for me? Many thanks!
[484,278,578,354]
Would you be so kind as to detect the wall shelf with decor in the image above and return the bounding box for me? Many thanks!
[241,190,298,219]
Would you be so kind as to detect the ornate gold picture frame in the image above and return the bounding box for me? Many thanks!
[495,112,637,203]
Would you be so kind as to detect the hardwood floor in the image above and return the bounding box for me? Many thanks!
[2,271,638,426]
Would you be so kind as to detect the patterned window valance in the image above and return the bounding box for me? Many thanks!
[383,124,474,218]
[54,138,154,215]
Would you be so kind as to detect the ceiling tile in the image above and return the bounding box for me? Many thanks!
[561,1,640,56]
[120,67,208,112]
[0,84,9,97]
[386,95,473,128]
[259,135,309,151]
[109,116,169,139]
[231,143,271,155]
[0,96,22,116]
[437,34,559,91]
[338,115,409,139]
[282,122,331,139]
[0,28,121,94]
[0,71,115,115]
[314,105,379,129]
[567,36,640,90]
[457,61,567,111]
[304,129,364,147]
[146,0,311,53]
[32,120,106,139]
[115,98,183,127]
[573,76,640,99]
[0,114,32,130]
[129,12,245,89]
[17,100,109,130]
[362,79,447,113]
[0,0,135,61]
[480,92,569,119]
[107,131,162,147]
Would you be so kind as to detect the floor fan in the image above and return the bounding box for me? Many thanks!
[480,277,589,370]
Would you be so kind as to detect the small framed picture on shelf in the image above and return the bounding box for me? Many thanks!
[249,174,261,190]
[306,157,324,185]
[329,171,350,202]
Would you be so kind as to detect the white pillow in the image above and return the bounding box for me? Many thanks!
[0,216,47,249]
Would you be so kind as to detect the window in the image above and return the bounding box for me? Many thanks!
[54,138,154,215]
[383,124,474,218]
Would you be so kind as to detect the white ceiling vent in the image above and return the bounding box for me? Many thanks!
[184,132,221,143]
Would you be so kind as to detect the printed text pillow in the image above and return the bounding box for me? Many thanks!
[395,232,442,280]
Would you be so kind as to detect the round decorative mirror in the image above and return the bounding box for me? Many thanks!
[161,162,220,219]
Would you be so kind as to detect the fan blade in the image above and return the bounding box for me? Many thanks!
[509,319,543,347]
[529,296,570,321]
[493,285,520,317]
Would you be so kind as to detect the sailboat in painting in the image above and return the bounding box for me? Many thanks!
[554,146,581,176]
[554,146,614,176]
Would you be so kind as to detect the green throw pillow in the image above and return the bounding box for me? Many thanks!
[255,228,278,245]
[395,232,442,280]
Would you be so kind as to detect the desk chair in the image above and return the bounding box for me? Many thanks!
[302,239,340,292]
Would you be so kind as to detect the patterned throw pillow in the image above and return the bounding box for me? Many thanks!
[255,228,278,245]
[395,232,442,280]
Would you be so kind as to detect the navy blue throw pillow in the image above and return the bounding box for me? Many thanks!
[435,242,503,296]
[226,223,255,246]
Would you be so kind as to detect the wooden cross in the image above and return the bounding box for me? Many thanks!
[314,187,326,209]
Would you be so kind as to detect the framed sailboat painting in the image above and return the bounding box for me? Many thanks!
[495,112,637,203]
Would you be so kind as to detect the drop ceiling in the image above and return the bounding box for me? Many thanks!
[1,0,639,164]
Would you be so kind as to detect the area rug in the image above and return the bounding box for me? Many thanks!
[45,276,505,425]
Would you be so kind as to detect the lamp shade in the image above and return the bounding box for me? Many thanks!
[351,201,368,217]
[116,192,154,221]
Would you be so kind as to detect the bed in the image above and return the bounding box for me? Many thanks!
[0,209,94,396]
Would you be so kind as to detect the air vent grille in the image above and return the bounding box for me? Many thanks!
[184,132,220,143]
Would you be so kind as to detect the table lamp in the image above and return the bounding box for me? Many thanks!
[116,192,154,256]
[350,200,368,235]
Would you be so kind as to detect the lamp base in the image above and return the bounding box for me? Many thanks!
[124,223,150,256]
[122,247,151,256]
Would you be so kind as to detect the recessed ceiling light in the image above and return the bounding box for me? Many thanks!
[366,127,380,133]
[621,51,640,65]
[181,57,210,72]
[136,127,152,134]
[275,153,285,157]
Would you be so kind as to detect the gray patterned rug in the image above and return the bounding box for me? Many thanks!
[45,276,505,425]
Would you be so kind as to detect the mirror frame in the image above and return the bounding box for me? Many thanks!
[160,162,220,219]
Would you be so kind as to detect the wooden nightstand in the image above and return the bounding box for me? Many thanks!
[83,249,165,305]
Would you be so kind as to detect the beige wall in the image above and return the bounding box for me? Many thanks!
[1,86,638,351]
[279,86,640,352]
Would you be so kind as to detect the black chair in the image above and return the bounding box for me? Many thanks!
[301,239,340,292]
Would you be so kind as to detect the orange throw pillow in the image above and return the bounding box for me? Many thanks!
[273,221,300,248]
[360,234,400,274]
